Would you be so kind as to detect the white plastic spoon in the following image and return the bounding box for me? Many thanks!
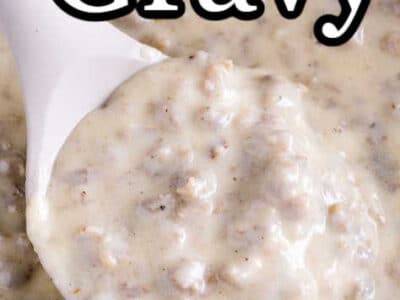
[0,1,165,240]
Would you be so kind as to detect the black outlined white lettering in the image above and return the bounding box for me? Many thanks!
[190,0,264,20]
[53,0,135,21]
[137,0,185,19]
[314,0,370,46]
[275,0,306,19]
[54,0,371,47]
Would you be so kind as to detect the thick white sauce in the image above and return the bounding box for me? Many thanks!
[38,53,385,299]
[109,2,400,298]
[0,0,399,299]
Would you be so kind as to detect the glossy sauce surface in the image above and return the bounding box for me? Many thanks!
[37,52,389,299]
[1,0,400,299]
[112,4,400,297]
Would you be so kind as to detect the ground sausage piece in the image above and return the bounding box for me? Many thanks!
[171,260,207,294]
[0,234,38,288]
[381,31,400,57]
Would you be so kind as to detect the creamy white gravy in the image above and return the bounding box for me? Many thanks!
[36,52,386,300]
[0,0,399,299]
[110,3,400,298]
[32,1,400,299]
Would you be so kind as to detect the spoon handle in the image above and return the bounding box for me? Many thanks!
[0,0,164,204]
